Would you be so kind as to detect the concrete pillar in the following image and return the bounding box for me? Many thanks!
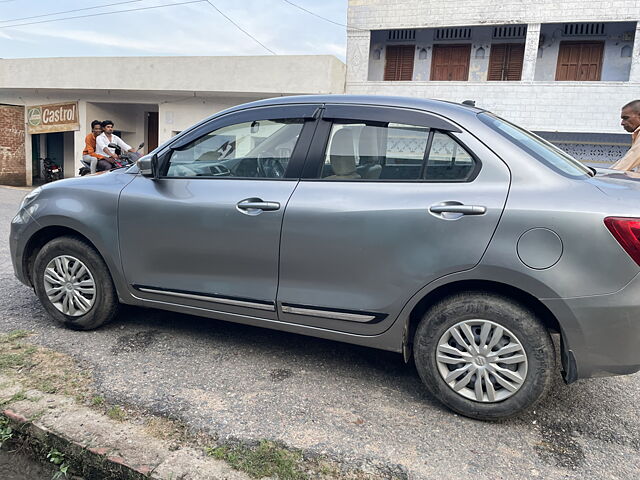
[629,22,640,82]
[521,23,541,82]
[346,28,371,84]
[73,100,88,177]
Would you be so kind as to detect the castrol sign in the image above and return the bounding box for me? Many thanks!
[27,102,79,134]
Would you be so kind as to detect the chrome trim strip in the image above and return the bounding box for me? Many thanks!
[137,287,275,312]
[129,293,376,338]
[281,305,376,323]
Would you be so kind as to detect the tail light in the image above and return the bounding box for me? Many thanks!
[604,217,640,266]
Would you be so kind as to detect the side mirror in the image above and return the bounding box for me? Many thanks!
[138,153,159,178]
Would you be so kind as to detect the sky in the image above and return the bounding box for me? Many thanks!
[0,0,347,59]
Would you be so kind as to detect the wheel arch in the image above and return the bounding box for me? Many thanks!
[23,226,112,288]
[404,279,562,357]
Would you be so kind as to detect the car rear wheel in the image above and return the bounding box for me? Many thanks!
[33,236,119,330]
[413,292,555,420]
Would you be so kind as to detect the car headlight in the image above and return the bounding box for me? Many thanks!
[19,187,42,210]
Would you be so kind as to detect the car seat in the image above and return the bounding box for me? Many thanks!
[325,129,361,180]
[356,127,383,179]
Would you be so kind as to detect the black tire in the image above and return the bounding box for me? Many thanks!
[413,291,555,420]
[32,236,119,330]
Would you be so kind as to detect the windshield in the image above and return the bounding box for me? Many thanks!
[478,112,593,178]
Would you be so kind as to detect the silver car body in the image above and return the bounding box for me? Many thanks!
[10,95,640,383]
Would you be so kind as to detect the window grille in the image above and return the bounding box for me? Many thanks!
[388,29,416,41]
[563,23,606,37]
[434,27,471,41]
[492,25,527,39]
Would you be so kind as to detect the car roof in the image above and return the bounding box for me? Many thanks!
[219,94,485,123]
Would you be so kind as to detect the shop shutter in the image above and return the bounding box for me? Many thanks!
[556,42,603,81]
[487,44,524,81]
[384,45,415,81]
[431,45,471,81]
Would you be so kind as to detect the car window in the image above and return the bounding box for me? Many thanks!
[478,112,592,178]
[166,119,304,178]
[317,122,476,181]
[426,132,476,181]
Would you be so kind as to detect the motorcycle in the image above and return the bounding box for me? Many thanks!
[79,142,144,176]
[43,157,63,183]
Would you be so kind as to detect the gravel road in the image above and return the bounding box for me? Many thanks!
[1,185,638,479]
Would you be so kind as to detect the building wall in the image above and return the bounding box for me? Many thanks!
[157,96,263,144]
[0,56,346,96]
[0,105,27,186]
[346,81,635,134]
[348,0,640,29]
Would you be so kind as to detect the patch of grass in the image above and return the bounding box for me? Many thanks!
[90,396,104,407]
[106,405,126,422]
[206,440,306,480]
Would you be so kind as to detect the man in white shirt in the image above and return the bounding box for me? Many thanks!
[611,100,640,172]
[96,119,135,164]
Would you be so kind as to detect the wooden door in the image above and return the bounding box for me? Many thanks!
[556,42,604,81]
[384,45,415,81]
[147,111,159,152]
[487,43,525,81]
[431,45,471,81]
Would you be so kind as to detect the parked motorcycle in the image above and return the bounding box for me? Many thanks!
[43,157,62,183]
[79,142,144,176]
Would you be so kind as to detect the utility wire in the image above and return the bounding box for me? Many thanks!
[0,0,206,29]
[1,0,145,23]
[204,0,276,55]
[281,0,366,31]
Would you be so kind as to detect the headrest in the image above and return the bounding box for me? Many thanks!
[358,126,380,159]
[330,129,357,175]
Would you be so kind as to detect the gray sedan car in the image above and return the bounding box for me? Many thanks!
[10,95,640,420]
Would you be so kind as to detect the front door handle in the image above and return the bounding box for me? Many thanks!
[236,198,280,214]
[429,204,486,215]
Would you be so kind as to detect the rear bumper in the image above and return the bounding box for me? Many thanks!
[543,273,640,379]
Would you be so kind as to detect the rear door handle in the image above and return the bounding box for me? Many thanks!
[429,204,486,215]
[236,199,281,213]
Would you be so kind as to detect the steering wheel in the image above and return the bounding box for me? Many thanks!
[259,158,285,178]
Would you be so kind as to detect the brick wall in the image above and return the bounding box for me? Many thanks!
[0,105,26,186]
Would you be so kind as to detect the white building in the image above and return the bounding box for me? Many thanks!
[0,55,345,185]
[346,0,640,163]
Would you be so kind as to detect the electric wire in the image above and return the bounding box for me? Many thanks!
[1,0,145,23]
[281,0,366,31]
[0,0,206,29]
[204,0,276,54]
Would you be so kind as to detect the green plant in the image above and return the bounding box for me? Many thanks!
[0,417,13,447]
[47,448,69,479]
[91,395,105,406]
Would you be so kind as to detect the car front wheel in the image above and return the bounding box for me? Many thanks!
[33,236,119,330]
[414,292,555,420]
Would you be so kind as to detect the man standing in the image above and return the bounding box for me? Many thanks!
[611,100,640,172]
[96,120,135,164]
[82,120,110,174]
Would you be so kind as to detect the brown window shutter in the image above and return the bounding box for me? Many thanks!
[384,45,415,81]
[488,44,524,81]
[431,45,470,81]
[505,44,524,81]
[556,42,603,81]
[487,44,507,80]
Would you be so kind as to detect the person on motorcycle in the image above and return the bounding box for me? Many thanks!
[96,120,136,166]
[82,120,111,173]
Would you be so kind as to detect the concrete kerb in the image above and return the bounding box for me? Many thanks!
[0,378,250,480]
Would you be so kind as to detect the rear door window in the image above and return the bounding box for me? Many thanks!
[317,121,477,181]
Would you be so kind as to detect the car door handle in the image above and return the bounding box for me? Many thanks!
[236,199,281,211]
[429,204,487,215]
